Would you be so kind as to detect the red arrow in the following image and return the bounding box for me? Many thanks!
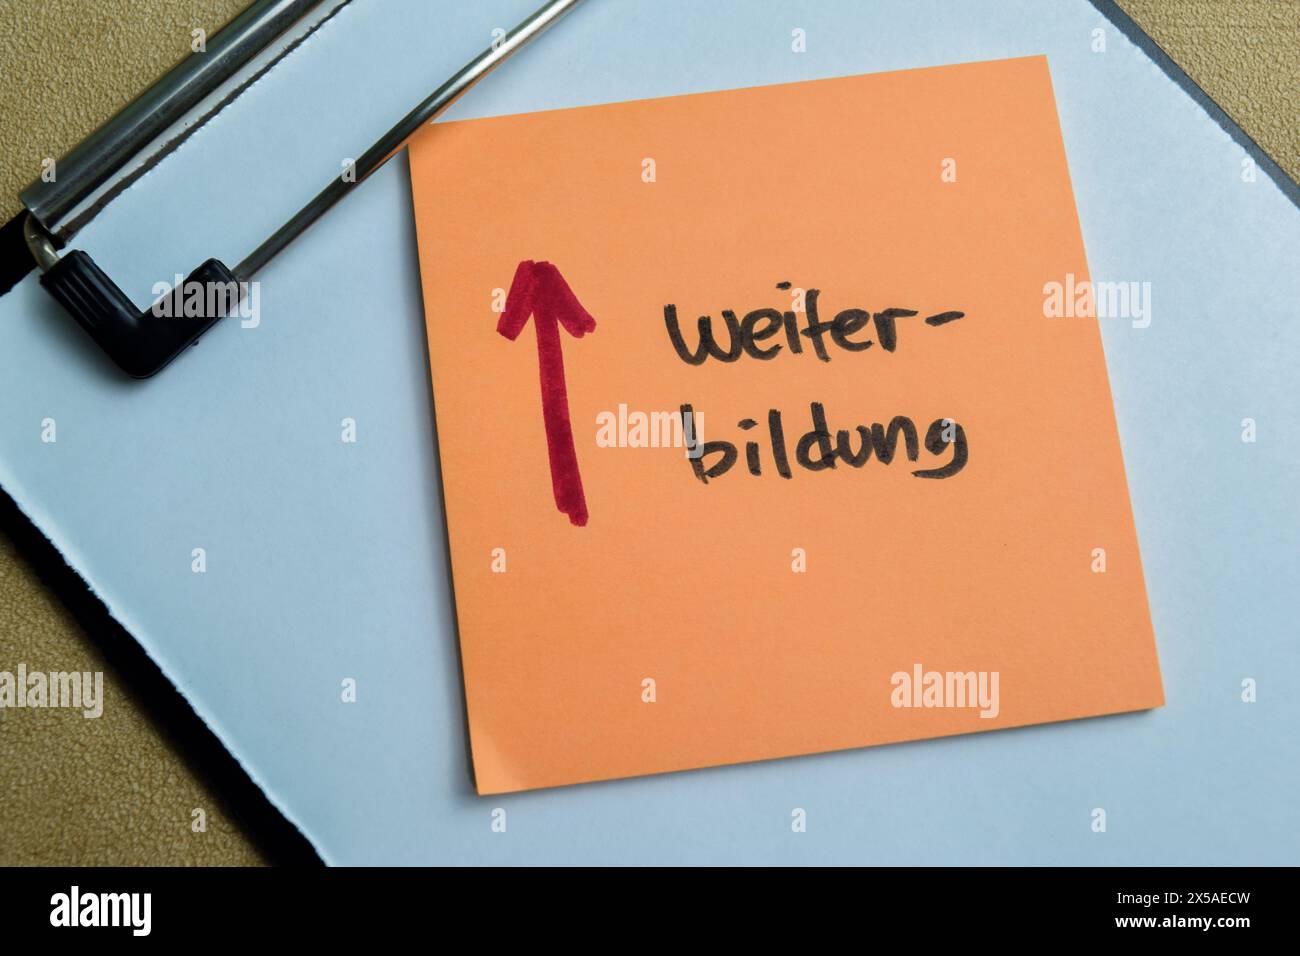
[498,260,597,527]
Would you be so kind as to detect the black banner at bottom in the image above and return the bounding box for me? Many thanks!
[0,865,1280,941]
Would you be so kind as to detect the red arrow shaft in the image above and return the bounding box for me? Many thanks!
[531,306,588,525]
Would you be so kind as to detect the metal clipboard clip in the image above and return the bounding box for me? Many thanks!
[19,0,584,378]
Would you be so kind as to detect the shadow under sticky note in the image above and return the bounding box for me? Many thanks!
[410,56,1164,794]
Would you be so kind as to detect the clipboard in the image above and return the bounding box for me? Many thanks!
[1,0,1297,865]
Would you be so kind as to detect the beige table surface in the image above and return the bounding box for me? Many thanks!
[0,0,1296,865]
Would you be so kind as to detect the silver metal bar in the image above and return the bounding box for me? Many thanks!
[235,0,585,280]
[21,0,331,238]
[23,215,60,272]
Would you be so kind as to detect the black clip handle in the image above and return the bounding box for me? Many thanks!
[40,251,241,378]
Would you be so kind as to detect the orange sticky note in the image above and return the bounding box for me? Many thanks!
[409,56,1163,795]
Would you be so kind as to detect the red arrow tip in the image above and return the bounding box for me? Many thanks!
[498,260,597,340]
